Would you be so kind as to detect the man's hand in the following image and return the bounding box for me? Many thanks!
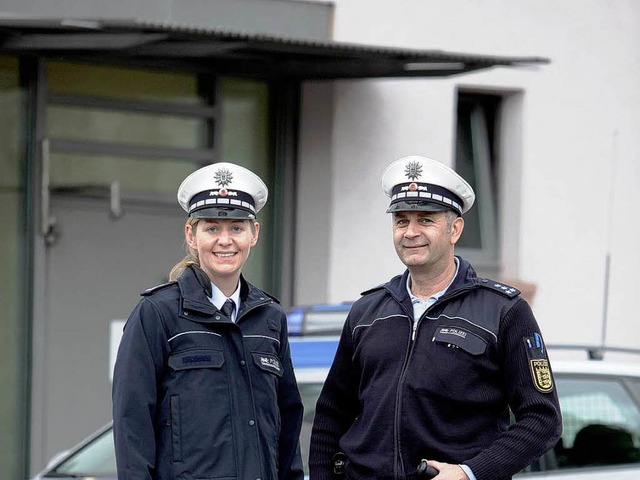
[426,461,470,480]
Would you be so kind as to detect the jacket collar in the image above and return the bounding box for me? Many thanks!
[177,265,273,317]
[384,255,479,304]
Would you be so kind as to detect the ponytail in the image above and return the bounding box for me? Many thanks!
[168,217,200,281]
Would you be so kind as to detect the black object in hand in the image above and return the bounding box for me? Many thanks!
[415,459,439,479]
[332,452,346,475]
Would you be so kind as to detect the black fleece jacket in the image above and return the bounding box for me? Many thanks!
[309,257,561,480]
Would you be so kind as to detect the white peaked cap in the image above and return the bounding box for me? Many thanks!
[381,155,475,215]
[177,162,268,219]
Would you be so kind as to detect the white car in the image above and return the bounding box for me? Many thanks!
[31,304,640,479]
[515,346,640,479]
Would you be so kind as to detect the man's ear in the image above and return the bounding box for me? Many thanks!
[450,216,464,245]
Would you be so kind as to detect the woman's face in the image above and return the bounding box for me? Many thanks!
[186,218,260,284]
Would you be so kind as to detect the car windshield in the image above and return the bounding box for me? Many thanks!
[51,427,116,476]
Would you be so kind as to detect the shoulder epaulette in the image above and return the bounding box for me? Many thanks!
[140,281,176,296]
[360,283,386,296]
[262,290,281,304]
[477,279,521,298]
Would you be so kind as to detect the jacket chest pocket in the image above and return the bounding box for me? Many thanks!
[433,326,488,355]
[168,349,225,371]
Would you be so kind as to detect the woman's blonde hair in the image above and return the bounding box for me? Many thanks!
[168,217,201,281]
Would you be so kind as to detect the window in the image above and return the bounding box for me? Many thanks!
[454,93,501,276]
[50,427,116,477]
[44,62,275,291]
[299,382,325,475]
[553,377,640,469]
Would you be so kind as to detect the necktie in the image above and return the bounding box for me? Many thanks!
[221,299,235,320]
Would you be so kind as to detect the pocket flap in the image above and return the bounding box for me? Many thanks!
[252,352,283,377]
[169,349,225,371]
[434,327,487,355]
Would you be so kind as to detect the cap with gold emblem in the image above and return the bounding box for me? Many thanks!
[381,155,475,216]
[177,162,268,219]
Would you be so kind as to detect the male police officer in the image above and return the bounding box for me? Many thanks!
[309,156,561,480]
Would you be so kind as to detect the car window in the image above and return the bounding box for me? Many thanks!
[550,376,640,471]
[51,426,116,476]
[288,304,351,336]
[299,381,324,475]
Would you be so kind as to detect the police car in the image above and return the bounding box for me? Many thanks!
[31,304,640,479]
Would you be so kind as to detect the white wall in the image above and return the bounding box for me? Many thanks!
[296,0,640,349]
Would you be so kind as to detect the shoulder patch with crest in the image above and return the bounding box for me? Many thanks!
[523,332,554,393]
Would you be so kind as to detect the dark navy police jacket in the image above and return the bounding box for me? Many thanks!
[112,266,304,480]
[310,257,562,480]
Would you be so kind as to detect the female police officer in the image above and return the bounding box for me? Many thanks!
[112,162,304,480]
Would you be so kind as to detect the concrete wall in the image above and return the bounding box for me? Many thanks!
[296,0,640,350]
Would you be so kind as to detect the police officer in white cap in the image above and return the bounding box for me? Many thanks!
[310,156,561,480]
[113,162,304,480]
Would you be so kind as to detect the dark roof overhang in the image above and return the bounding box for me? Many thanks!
[0,17,550,80]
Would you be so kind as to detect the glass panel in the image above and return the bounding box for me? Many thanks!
[52,428,116,476]
[455,101,482,249]
[0,55,28,480]
[304,304,351,336]
[48,60,205,104]
[219,78,273,292]
[299,382,324,475]
[455,94,500,252]
[554,377,640,469]
[50,152,201,199]
[48,105,210,149]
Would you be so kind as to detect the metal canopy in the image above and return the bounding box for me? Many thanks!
[0,18,549,80]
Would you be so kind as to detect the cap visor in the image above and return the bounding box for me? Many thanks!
[190,206,256,219]
[387,200,457,213]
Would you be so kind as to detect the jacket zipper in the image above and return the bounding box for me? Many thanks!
[393,286,475,479]
[393,311,414,480]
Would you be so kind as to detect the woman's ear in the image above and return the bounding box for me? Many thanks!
[185,221,197,249]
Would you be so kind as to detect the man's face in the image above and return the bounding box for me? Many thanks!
[392,210,463,273]
[186,218,259,283]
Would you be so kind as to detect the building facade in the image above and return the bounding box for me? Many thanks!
[1,0,639,478]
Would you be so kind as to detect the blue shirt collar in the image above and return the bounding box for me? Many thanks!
[407,257,459,317]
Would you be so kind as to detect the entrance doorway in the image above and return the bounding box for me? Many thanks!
[30,60,276,470]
